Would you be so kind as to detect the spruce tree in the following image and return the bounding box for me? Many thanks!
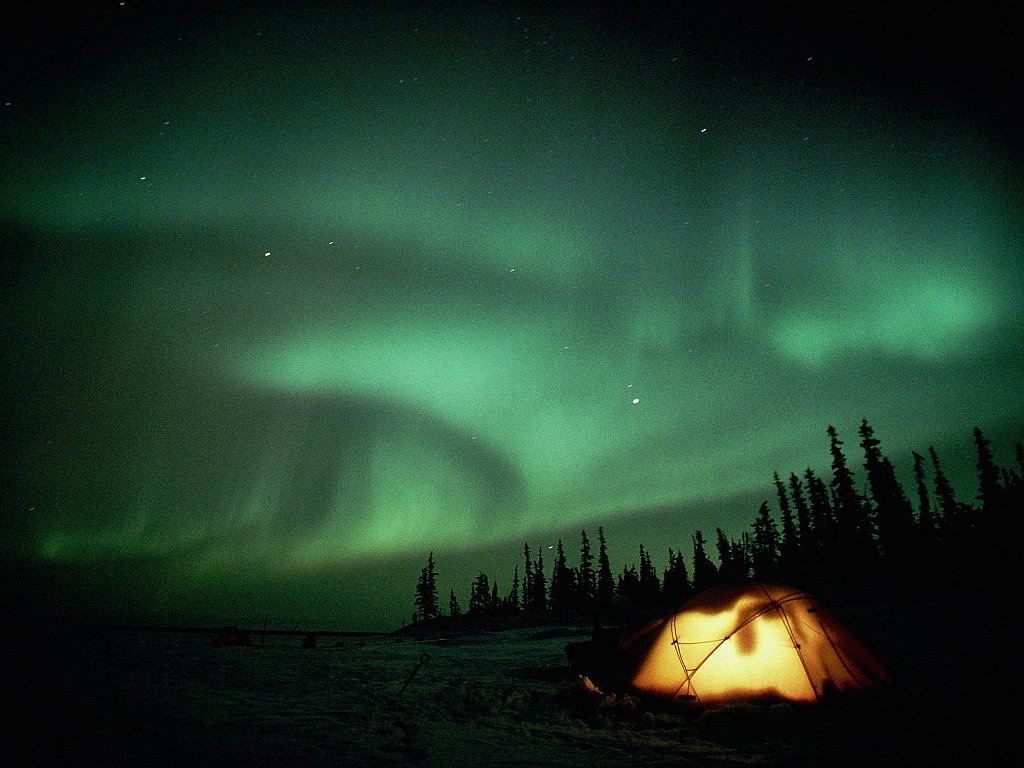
[508,564,520,612]
[974,426,1003,517]
[449,589,461,618]
[662,547,691,606]
[789,472,813,547]
[596,527,615,612]
[523,543,534,612]
[691,530,718,592]
[532,549,548,612]
[550,540,576,613]
[929,446,961,539]
[714,528,734,579]
[617,563,640,602]
[469,573,490,614]
[733,532,752,578]
[414,551,439,620]
[859,419,916,561]
[788,472,813,582]
[804,467,835,585]
[974,426,1012,580]
[828,424,877,572]
[578,530,596,608]
[774,472,800,579]
[637,544,660,605]
[912,450,936,539]
[751,501,780,581]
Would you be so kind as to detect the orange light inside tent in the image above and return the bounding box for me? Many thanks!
[631,595,817,706]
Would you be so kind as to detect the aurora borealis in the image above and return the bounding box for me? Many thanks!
[2,2,1021,631]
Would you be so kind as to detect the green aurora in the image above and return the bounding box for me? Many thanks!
[2,3,1021,631]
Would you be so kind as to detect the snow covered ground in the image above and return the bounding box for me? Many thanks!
[10,597,1010,767]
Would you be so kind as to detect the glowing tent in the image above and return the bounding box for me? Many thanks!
[626,581,890,708]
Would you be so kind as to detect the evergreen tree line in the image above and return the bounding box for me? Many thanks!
[412,421,1022,625]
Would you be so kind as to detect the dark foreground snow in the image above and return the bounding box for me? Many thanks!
[8,596,1010,767]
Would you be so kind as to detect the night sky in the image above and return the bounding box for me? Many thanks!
[2,2,1021,632]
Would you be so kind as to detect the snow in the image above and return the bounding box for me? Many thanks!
[8,600,1010,767]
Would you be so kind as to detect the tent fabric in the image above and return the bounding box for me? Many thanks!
[627,581,890,708]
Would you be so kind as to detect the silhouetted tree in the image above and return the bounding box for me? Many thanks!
[508,564,520,612]
[974,427,1002,516]
[662,547,691,606]
[637,544,660,606]
[469,573,490,614]
[930,446,964,540]
[714,528,732,576]
[859,419,917,563]
[751,502,780,580]
[787,472,813,583]
[691,530,718,592]
[617,564,640,602]
[532,549,548,612]
[596,527,615,613]
[449,589,461,618]
[974,427,1014,581]
[550,539,577,613]
[715,528,748,582]
[912,450,936,539]
[774,472,801,578]
[789,472,813,545]
[414,551,439,620]
[804,467,835,584]
[828,424,877,574]
[733,533,752,579]
[1008,442,1024,513]
[522,543,534,612]
[578,530,596,609]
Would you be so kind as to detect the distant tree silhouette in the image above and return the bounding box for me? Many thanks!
[550,540,576,613]
[596,527,615,614]
[508,564,520,612]
[974,427,1002,515]
[929,446,965,541]
[751,502,780,581]
[803,467,833,583]
[578,530,596,610]
[531,548,548,612]
[788,472,814,583]
[912,450,936,539]
[522,543,535,612]
[617,563,640,603]
[468,573,490,614]
[828,425,877,574]
[414,551,439,620]
[662,547,691,606]
[636,544,660,606]
[974,426,1013,581]
[859,419,917,562]
[774,472,801,578]
[715,528,749,582]
[691,530,718,593]
[449,589,461,618]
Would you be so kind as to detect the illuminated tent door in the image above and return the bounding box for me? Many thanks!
[629,581,890,707]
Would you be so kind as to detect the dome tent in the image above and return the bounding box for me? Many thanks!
[624,581,890,708]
